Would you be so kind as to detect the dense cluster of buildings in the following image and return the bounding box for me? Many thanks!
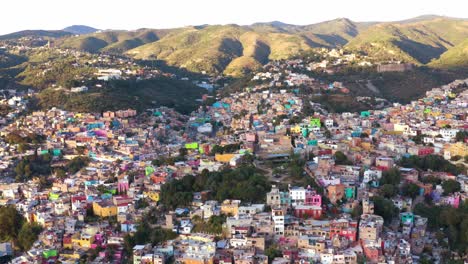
[0,38,466,264]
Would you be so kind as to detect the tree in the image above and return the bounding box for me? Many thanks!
[0,206,24,242]
[402,183,420,199]
[442,180,461,195]
[17,223,42,251]
[265,245,282,264]
[455,131,467,142]
[178,148,188,157]
[67,156,90,174]
[399,155,463,175]
[160,166,270,209]
[76,146,86,155]
[421,175,441,187]
[414,202,468,254]
[371,196,398,222]
[54,168,67,179]
[351,204,363,219]
[380,167,401,186]
[380,184,396,198]
[334,151,351,165]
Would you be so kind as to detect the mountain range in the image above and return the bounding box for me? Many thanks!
[1,15,467,76]
[62,25,99,35]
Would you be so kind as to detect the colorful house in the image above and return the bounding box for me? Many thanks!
[92,201,117,217]
[400,212,414,225]
[72,233,95,248]
[294,205,322,219]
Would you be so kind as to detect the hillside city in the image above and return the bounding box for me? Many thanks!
[0,15,466,264]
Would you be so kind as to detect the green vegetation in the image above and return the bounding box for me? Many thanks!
[334,151,353,165]
[123,208,177,257]
[0,206,42,252]
[160,165,270,209]
[399,155,464,175]
[17,223,43,251]
[0,50,27,68]
[1,16,467,77]
[402,182,421,199]
[265,245,282,263]
[0,206,24,242]
[36,77,205,114]
[455,131,468,142]
[66,156,90,174]
[429,39,468,69]
[414,202,468,254]
[17,53,95,90]
[380,184,396,198]
[210,143,241,155]
[192,215,226,234]
[57,29,172,53]
[53,156,90,178]
[0,30,71,40]
[14,153,52,182]
[126,22,367,75]
[379,167,401,186]
[442,180,461,195]
[128,25,247,74]
[371,195,398,222]
[346,18,468,65]
[5,131,46,145]
[328,66,467,104]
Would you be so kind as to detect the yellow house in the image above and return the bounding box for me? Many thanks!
[92,201,117,217]
[71,233,95,248]
[220,199,240,216]
[291,125,301,134]
[144,191,160,202]
[361,142,372,151]
[181,256,214,264]
[215,154,235,163]
[61,251,81,259]
[393,124,409,133]
[447,142,467,157]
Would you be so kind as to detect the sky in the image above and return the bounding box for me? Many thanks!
[1,0,467,34]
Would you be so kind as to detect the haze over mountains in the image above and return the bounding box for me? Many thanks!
[1,15,467,76]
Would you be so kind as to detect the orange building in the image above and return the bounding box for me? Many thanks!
[327,184,345,204]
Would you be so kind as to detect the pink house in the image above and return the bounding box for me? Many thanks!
[443,195,460,208]
[305,186,321,207]
[117,180,129,193]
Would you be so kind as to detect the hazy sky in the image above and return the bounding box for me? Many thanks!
[1,0,467,34]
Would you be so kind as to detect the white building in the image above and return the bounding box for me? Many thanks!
[440,129,458,140]
[272,208,285,236]
[289,186,306,205]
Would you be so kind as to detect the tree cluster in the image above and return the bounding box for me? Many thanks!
[399,155,464,175]
[371,196,398,222]
[192,215,226,234]
[414,202,468,254]
[210,143,241,155]
[0,206,42,252]
[14,153,52,182]
[160,166,270,210]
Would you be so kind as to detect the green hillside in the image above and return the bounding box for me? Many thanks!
[2,16,467,75]
[346,18,468,64]
[36,78,205,114]
[57,29,174,53]
[127,25,246,74]
[127,25,317,75]
[0,30,72,40]
[429,39,468,68]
